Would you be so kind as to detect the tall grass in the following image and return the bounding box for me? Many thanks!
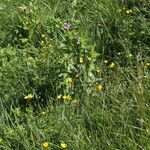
[0,0,150,149]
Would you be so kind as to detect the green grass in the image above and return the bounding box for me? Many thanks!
[0,0,150,149]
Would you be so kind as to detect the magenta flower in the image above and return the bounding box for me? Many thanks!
[63,23,71,30]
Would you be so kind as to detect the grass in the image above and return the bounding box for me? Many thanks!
[0,0,150,149]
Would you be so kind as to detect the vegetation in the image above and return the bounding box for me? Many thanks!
[0,0,150,149]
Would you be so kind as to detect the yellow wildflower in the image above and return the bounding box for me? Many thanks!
[79,58,84,63]
[60,143,67,149]
[87,57,92,61]
[42,142,49,149]
[104,60,108,64]
[62,95,70,100]
[62,95,67,100]
[145,63,150,67]
[41,41,44,44]
[24,93,33,100]
[126,9,133,14]
[128,53,132,58]
[66,77,73,83]
[96,67,101,73]
[41,111,46,115]
[66,95,71,99]
[27,56,33,61]
[42,34,46,38]
[97,84,103,91]
[57,95,62,99]
[109,62,115,68]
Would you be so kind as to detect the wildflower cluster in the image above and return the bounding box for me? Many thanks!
[57,95,71,101]
[42,141,68,149]
[119,8,133,14]
[24,93,33,100]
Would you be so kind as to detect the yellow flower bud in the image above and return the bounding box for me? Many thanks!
[109,62,115,68]
[96,67,101,73]
[60,143,67,149]
[79,58,84,63]
[128,53,132,58]
[145,63,150,67]
[87,57,92,61]
[104,60,108,64]
[42,142,49,148]
[24,93,33,100]
[41,111,46,115]
[66,77,73,83]
[97,84,103,91]
[57,95,62,99]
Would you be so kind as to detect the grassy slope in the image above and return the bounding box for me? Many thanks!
[0,0,150,150]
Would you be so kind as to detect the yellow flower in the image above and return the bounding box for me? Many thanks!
[24,56,33,61]
[27,56,33,61]
[109,62,115,68]
[79,58,84,63]
[96,67,101,73]
[104,60,108,64]
[57,95,62,99]
[41,111,46,115]
[42,142,49,148]
[60,143,67,149]
[27,94,33,99]
[128,53,132,58]
[126,9,133,14]
[62,95,71,100]
[62,95,67,100]
[66,77,73,83]
[24,93,33,100]
[97,84,103,91]
[42,34,46,38]
[87,57,92,61]
[145,63,150,67]
[41,41,44,44]
[66,95,71,99]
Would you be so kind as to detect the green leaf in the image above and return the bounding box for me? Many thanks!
[20,38,29,43]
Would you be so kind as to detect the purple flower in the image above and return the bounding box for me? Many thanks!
[63,23,71,30]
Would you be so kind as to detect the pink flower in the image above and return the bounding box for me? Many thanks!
[64,23,71,30]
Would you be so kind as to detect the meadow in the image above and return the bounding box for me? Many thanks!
[0,0,150,149]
